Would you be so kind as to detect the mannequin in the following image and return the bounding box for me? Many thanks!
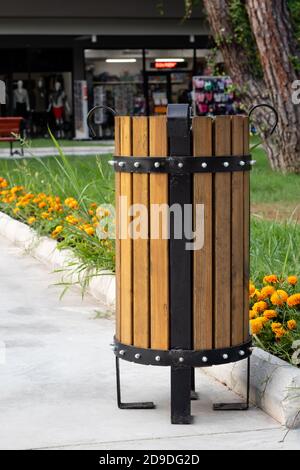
[13,80,30,117]
[48,81,70,138]
[33,77,47,136]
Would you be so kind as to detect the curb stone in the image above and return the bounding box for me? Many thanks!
[0,211,115,309]
[204,347,300,428]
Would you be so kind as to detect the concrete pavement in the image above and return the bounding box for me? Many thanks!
[0,143,114,159]
[0,234,299,450]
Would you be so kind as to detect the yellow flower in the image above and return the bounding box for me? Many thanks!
[27,217,36,225]
[41,212,52,220]
[13,207,20,214]
[275,327,286,339]
[252,301,268,313]
[64,197,79,210]
[51,225,63,239]
[271,322,282,332]
[249,310,257,319]
[287,293,300,308]
[84,225,95,236]
[249,282,256,297]
[260,285,275,299]
[250,317,264,335]
[287,319,297,331]
[271,290,288,306]
[263,309,277,320]
[287,275,298,286]
[263,274,278,284]
[65,215,79,225]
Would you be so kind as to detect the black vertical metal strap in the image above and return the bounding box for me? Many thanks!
[168,104,193,424]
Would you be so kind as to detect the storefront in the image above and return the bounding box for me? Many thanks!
[0,0,215,138]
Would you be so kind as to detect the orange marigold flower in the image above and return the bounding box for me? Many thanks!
[51,225,63,239]
[38,201,47,209]
[260,285,275,299]
[27,217,36,225]
[252,301,268,313]
[275,327,286,339]
[249,310,257,319]
[263,309,277,320]
[271,322,282,332]
[263,274,278,284]
[64,197,79,210]
[250,318,264,335]
[271,290,288,306]
[287,293,300,308]
[287,319,297,331]
[249,282,256,297]
[287,275,298,286]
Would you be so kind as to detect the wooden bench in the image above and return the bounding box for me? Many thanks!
[0,117,24,156]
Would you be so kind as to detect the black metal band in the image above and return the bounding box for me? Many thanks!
[112,155,252,173]
[113,338,252,368]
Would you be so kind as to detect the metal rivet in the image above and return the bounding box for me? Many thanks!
[134,162,140,168]
[250,160,256,165]
[239,350,245,356]
[239,160,245,166]
[202,356,208,363]
[223,161,229,168]
[179,357,184,363]
[223,353,228,360]
[201,162,207,168]
[119,349,125,356]
[135,353,141,359]
[118,161,125,168]
[178,162,183,168]
[108,160,115,166]
[154,162,160,168]
[155,355,161,362]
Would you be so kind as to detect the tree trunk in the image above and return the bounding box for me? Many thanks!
[246,0,300,172]
[203,0,300,172]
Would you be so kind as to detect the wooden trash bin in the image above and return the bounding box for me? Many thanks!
[112,104,253,424]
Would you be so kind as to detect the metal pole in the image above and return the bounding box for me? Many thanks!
[168,104,193,424]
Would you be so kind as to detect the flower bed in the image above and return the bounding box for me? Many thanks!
[0,176,115,273]
[250,275,300,365]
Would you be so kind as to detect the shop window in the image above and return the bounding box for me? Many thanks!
[85,49,144,138]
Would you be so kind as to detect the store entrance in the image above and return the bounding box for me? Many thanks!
[146,71,192,115]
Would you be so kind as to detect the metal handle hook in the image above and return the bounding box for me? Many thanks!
[248,103,278,138]
[87,105,118,138]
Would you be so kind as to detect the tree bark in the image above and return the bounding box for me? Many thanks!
[203,0,300,172]
[246,0,300,172]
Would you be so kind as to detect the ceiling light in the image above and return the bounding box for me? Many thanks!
[105,58,137,63]
[155,58,185,63]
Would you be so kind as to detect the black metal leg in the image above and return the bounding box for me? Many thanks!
[10,141,13,156]
[171,366,193,424]
[115,357,155,410]
[190,367,199,400]
[213,356,251,411]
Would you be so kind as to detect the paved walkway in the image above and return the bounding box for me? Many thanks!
[0,143,114,159]
[0,234,299,450]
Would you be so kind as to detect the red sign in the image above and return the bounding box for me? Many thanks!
[154,61,178,69]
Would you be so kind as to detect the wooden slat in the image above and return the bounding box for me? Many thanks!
[132,117,150,348]
[243,116,251,341]
[120,116,133,345]
[231,116,245,346]
[193,116,213,350]
[214,116,232,349]
[149,116,169,350]
[114,116,121,341]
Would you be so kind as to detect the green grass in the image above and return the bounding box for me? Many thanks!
[0,154,114,206]
[250,145,300,205]
[0,138,113,149]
